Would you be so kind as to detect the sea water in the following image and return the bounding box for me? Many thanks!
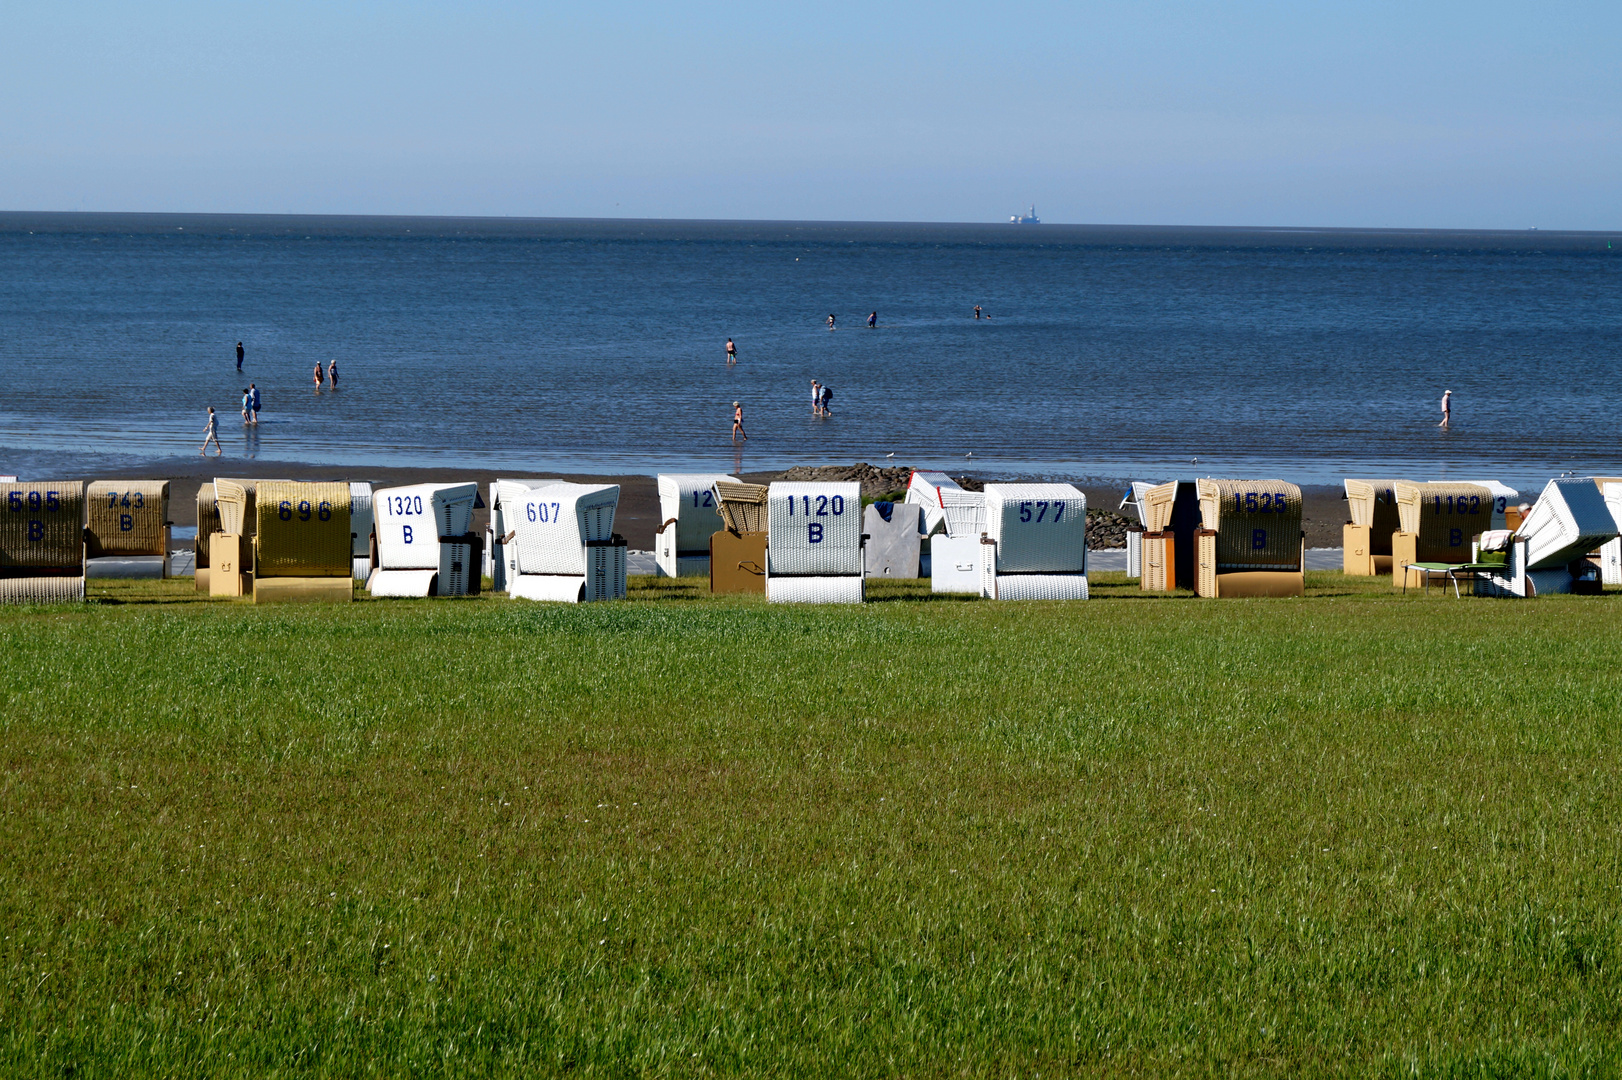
[1,213,1618,488]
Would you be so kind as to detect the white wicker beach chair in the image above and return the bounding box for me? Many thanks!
[1599,481,1622,585]
[656,473,738,578]
[765,481,863,602]
[349,482,373,581]
[370,482,480,597]
[1469,480,1612,598]
[488,478,558,592]
[508,483,625,603]
[978,484,1089,600]
[905,470,982,538]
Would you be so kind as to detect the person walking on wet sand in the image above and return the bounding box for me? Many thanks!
[249,382,260,424]
[240,388,252,424]
[732,401,748,444]
[313,361,324,388]
[236,341,244,370]
[726,338,737,366]
[200,406,223,456]
[1439,389,1452,429]
[328,359,339,388]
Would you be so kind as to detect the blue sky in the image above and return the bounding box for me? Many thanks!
[2,2,1617,227]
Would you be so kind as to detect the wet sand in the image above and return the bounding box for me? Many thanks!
[84,457,1351,550]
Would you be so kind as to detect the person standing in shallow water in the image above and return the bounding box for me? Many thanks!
[725,338,737,366]
[732,401,748,444]
[200,407,223,456]
[1439,389,1452,429]
[250,383,260,424]
[313,362,324,388]
[236,341,244,370]
[867,311,877,328]
[328,359,339,388]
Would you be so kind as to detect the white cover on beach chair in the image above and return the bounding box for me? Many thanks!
[371,482,479,597]
[767,482,862,576]
[488,478,557,591]
[656,473,737,578]
[1119,482,1159,579]
[979,484,1089,600]
[1514,478,1618,570]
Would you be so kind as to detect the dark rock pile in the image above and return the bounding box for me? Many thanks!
[1085,509,1134,549]
[772,462,915,498]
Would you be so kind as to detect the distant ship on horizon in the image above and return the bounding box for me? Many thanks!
[1010,204,1040,224]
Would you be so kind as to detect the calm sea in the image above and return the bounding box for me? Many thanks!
[1,212,1618,489]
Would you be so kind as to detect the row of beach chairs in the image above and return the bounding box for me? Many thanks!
[4,471,1619,603]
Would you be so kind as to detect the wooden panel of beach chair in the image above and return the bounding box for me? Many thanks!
[85,480,169,558]
[710,530,767,594]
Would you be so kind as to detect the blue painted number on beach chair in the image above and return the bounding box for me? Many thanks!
[1019,500,1069,523]
[693,491,715,508]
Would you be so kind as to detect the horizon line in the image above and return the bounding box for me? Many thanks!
[1,209,1618,238]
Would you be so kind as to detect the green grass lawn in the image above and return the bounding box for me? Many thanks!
[2,573,1620,1076]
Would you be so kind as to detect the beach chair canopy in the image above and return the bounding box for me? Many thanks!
[374,483,479,571]
[85,480,170,557]
[1197,479,1303,571]
[253,481,353,577]
[658,473,739,554]
[512,482,620,576]
[1515,478,1619,569]
[0,481,84,569]
[767,482,862,576]
[984,483,1088,573]
[713,481,769,534]
[1343,479,1403,534]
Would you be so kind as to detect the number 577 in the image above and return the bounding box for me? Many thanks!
[1018,501,1065,523]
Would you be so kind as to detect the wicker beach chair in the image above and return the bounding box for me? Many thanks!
[713,481,769,534]
[507,483,625,603]
[85,480,170,578]
[1192,479,1304,598]
[1341,479,1402,576]
[708,481,769,595]
[250,481,353,603]
[977,483,1088,600]
[1596,480,1622,585]
[0,481,86,603]
[1474,479,1616,598]
[1137,481,1200,593]
[370,483,481,597]
[656,473,738,578]
[348,482,373,582]
[765,481,864,603]
[487,479,558,592]
[1390,482,1498,589]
